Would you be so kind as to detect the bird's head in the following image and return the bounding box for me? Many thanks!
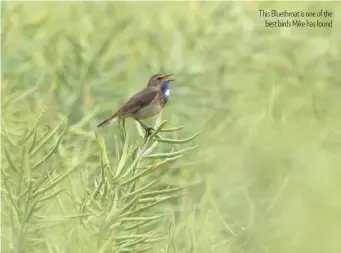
[147,73,174,102]
[147,74,174,87]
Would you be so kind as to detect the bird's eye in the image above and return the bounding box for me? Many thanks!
[157,76,162,80]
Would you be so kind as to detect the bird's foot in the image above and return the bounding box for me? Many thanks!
[144,127,155,139]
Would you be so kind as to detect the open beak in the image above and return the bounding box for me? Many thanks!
[161,74,175,82]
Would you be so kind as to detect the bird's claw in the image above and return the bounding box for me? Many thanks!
[144,127,155,139]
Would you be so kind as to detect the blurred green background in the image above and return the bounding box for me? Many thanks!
[2,1,341,253]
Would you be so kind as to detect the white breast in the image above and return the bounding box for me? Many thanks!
[164,89,170,98]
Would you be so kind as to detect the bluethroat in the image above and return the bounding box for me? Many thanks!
[97,74,174,137]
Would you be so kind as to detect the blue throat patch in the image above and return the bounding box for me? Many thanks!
[161,81,170,104]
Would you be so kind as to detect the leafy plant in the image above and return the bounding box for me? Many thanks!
[2,99,200,252]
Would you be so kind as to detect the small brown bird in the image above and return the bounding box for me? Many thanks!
[97,74,174,137]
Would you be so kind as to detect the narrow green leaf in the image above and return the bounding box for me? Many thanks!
[141,184,190,198]
[81,196,99,216]
[4,146,19,173]
[119,165,156,187]
[32,167,57,194]
[22,142,30,181]
[160,126,184,132]
[2,78,42,108]
[120,214,167,222]
[28,127,38,153]
[116,247,134,253]
[91,177,107,200]
[156,130,202,144]
[135,245,153,253]
[2,194,20,226]
[32,125,50,151]
[37,189,65,203]
[32,155,88,198]
[155,111,163,128]
[24,181,34,220]
[149,120,168,139]
[1,171,19,215]
[118,238,147,250]
[98,237,115,253]
[20,105,48,145]
[31,125,67,171]
[68,130,95,138]
[95,130,110,171]
[119,196,175,218]
[119,119,127,143]
[114,130,130,178]
[25,199,39,223]
[138,193,186,204]
[120,149,145,180]
[124,219,159,231]
[120,178,161,200]
[36,213,93,221]
[103,195,139,229]
[114,234,157,240]
[144,145,197,159]
[29,117,67,157]
[1,119,16,147]
[101,180,109,201]
[135,121,145,138]
[142,141,159,157]
[143,154,183,171]
[106,188,119,220]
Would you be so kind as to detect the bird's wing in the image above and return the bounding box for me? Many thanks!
[117,87,158,116]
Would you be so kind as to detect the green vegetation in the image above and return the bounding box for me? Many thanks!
[2,2,341,253]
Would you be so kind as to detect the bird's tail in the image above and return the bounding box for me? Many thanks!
[97,114,118,128]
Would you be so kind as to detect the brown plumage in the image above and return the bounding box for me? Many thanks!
[97,74,174,129]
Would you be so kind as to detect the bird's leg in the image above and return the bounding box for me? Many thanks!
[135,119,155,138]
